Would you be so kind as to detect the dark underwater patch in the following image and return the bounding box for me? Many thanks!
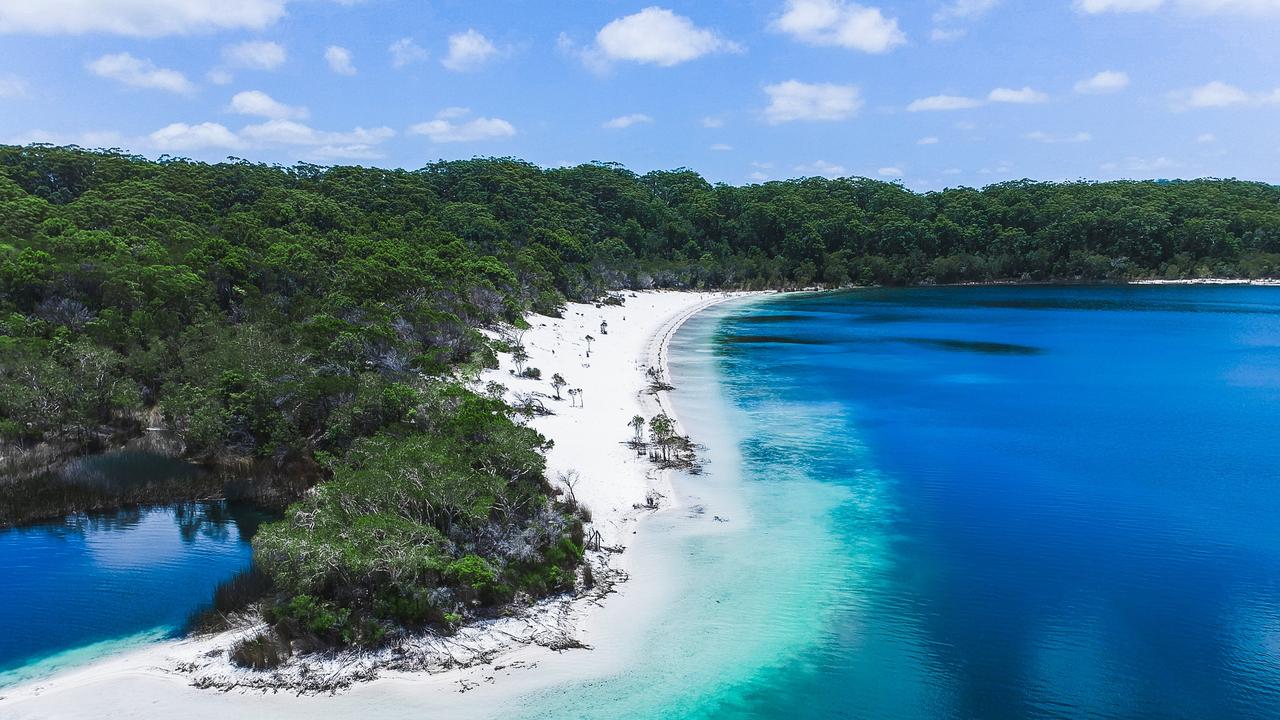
[974,298,1280,316]
[737,314,812,324]
[894,337,1044,355]
[855,311,928,324]
[723,334,829,345]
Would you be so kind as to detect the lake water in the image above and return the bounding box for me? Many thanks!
[517,285,1280,719]
[0,487,266,687]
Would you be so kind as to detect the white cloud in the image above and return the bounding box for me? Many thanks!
[748,170,770,182]
[325,46,356,75]
[773,0,906,53]
[0,0,289,36]
[702,116,726,128]
[149,122,244,151]
[988,86,1048,103]
[602,113,654,129]
[408,107,516,143]
[931,0,999,40]
[1197,132,1217,142]
[87,52,194,93]
[240,120,394,146]
[309,144,385,161]
[1101,156,1182,174]
[207,69,233,85]
[555,32,583,62]
[589,7,740,67]
[934,0,1001,22]
[389,37,428,68]
[228,90,308,120]
[917,136,940,145]
[442,29,500,71]
[1140,157,1181,171]
[908,86,1046,111]
[763,80,862,124]
[1075,70,1129,94]
[1075,0,1164,11]
[1168,80,1280,109]
[709,143,733,151]
[145,117,393,155]
[978,160,1015,175]
[1180,81,1248,107]
[942,167,963,175]
[878,166,904,177]
[1024,130,1093,143]
[794,160,848,178]
[1077,0,1280,13]
[0,73,26,97]
[907,94,983,111]
[223,40,285,70]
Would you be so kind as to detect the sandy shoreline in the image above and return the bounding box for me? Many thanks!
[0,290,752,719]
[1127,278,1280,286]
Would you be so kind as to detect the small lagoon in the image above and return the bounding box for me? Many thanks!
[0,453,267,687]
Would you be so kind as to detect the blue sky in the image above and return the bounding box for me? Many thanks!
[1,0,1278,188]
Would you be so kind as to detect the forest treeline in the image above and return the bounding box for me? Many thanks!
[2,144,1278,653]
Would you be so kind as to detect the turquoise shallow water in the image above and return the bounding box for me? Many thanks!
[518,285,1280,720]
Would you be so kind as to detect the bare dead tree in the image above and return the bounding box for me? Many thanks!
[558,469,581,505]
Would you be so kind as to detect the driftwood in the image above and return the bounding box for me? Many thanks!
[511,393,554,417]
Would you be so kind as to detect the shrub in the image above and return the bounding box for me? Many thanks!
[249,385,581,649]
[445,554,497,592]
[230,632,288,670]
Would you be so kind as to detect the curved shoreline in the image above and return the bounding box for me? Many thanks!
[640,292,757,456]
[0,290,757,719]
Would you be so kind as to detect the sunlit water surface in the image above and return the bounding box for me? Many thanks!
[517,285,1280,720]
[0,461,265,688]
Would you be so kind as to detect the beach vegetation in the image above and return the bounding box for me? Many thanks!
[511,345,530,375]
[649,413,675,462]
[229,632,288,670]
[629,415,646,444]
[558,469,581,505]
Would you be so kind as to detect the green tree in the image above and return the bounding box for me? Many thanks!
[649,413,675,461]
[629,414,646,444]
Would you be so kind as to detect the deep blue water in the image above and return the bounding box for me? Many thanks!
[704,285,1280,719]
[0,479,264,685]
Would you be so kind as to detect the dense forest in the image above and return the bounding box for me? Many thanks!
[2,144,1278,657]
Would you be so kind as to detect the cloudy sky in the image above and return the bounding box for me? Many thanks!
[1,0,1278,188]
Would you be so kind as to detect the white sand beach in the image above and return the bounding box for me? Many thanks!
[0,290,747,720]
[1129,278,1280,286]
